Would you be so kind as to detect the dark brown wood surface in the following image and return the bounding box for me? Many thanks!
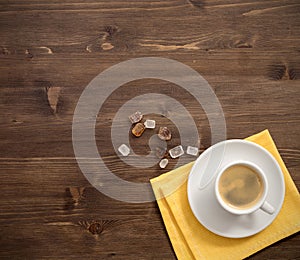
[0,0,299,259]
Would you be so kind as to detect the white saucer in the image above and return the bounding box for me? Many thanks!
[187,140,285,238]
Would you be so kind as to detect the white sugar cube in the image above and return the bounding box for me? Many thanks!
[159,158,169,169]
[169,145,184,158]
[118,144,130,156]
[144,119,156,129]
[187,146,199,156]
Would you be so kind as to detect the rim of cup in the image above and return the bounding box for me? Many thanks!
[215,160,268,215]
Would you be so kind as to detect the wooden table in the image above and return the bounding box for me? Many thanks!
[1,0,299,259]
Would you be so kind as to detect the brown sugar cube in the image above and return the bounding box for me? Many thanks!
[158,127,171,141]
[132,123,145,137]
[129,111,143,124]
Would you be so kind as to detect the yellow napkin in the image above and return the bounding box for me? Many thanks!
[150,130,300,259]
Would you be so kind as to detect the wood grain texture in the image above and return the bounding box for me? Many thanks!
[0,0,299,259]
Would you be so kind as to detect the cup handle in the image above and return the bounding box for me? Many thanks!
[260,201,275,215]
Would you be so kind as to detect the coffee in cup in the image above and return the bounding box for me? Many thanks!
[215,161,275,215]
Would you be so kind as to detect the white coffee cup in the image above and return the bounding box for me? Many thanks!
[215,161,275,215]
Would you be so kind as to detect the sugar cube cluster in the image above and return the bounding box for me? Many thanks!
[117,111,200,169]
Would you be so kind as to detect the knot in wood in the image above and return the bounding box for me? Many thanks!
[88,222,103,235]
